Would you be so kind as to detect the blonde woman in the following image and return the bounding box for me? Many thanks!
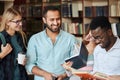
[0,6,29,80]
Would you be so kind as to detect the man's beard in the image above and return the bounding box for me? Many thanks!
[45,23,60,32]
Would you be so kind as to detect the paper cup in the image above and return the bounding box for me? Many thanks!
[18,53,26,64]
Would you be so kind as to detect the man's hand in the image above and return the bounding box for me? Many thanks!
[32,66,56,80]
[43,72,53,80]
[57,73,67,80]
[62,61,73,71]
[107,75,120,80]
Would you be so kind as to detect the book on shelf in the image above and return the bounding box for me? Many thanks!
[111,23,120,36]
[65,42,88,69]
[118,1,120,16]
[36,0,42,3]
[116,23,120,36]
[72,2,82,17]
[62,3,72,17]
[29,0,42,3]
[110,4,118,16]
[26,5,42,17]
[62,0,72,1]
[48,0,60,2]
[93,6,108,17]
[28,6,33,17]
[111,23,117,36]
[32,5,42,17]
[85,7,92,17]
[62,22,83,35]
[29,0,36,3]
[85,6,108,17]
[20,5,27,17]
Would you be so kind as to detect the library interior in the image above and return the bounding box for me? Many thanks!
[0,0,120,80]
[0,0,120,39]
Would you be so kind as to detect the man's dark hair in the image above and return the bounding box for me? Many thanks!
[43,5,61,18]
[89,16,111,30]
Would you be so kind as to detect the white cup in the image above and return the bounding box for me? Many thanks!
[18,53,26,65]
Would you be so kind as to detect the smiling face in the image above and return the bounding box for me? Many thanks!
[7,15,22,33]
[91,27,111,49]
[43,10,61,33]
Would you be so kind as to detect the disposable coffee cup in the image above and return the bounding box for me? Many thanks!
[18,53,26,64]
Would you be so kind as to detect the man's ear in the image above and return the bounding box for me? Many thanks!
[42,17,46,24]
[107,29,113,36]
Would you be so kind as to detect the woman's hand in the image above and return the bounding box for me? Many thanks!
[0,43,12,59]
[21,58,27,66]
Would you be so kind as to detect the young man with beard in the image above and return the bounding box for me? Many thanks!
[89,16,120,80]
[26,6,78,80]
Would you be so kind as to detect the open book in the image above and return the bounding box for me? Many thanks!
[71,67,94,79]
[71,67,108,80]
[65,42,88,69]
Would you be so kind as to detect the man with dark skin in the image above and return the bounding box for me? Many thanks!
[89,16,120,80]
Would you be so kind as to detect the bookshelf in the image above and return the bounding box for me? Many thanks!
[19,0,43,39]
[83,0,109,35]
[17,0,120,39]
[109,0,120,36]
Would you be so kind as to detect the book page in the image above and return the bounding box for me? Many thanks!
[71,68,108,80]
[71,68,94,79]
[93,72,108,80]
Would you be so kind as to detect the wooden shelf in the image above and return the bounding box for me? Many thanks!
[15,0,120,39]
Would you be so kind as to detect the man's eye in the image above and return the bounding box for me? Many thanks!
[94,36,100,39]
[50,19,54,21]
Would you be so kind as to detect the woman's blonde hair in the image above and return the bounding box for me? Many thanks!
[0,6,27,48]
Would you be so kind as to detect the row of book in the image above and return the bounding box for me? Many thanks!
[29,0,73,3]
[62,2,82,17]
[43,0,60,2]
[20,4,113,18]
[62,0,72,1]
[29,0,42,3]
[22,20,43,39]
[62,3,72,17]
[85,6,108,17]
[62,22,120,36]
[110,4,120,16]
[29,0,72,3]
[20,5,42,17]
[83,23,120,37]
[62,3,108,18]
[62,22,83,35]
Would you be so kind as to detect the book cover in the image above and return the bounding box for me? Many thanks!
[116,23,120,36]
[65,42,88,69]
